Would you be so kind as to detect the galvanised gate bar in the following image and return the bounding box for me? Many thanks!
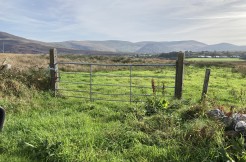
[49,49,184,102]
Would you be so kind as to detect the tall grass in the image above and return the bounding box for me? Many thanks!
[0,54,245,161]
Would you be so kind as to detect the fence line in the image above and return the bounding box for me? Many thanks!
[56,62,176,66]
[49,48,184,102]
[58,72,176,79]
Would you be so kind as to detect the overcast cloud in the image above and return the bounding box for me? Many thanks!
[0,0,246,45]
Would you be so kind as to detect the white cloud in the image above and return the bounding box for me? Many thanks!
[0,0,246,45]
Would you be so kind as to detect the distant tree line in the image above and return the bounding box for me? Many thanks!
[155,51,246,59]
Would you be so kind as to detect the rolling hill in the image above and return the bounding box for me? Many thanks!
[0,31,246,54]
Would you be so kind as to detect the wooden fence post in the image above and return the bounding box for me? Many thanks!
[175,52,185,99]
[201,69,211,101]
[49,48,58,94]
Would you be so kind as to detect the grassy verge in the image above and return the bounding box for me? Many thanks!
[0,55,245,161]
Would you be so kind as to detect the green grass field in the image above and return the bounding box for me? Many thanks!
[58,66,176,102]
[58,66,246,106]
[186,57,243,62]
[0,58,246,161]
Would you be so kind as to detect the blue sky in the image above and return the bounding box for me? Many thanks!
[1,0,246,45]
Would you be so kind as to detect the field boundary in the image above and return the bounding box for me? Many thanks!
[49,49,184,102]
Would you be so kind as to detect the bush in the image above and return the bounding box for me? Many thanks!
[0,68,50,96]
[0,79,28,97]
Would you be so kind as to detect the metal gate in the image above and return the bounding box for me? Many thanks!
[49,49,184,102]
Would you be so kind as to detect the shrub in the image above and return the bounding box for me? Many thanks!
[0,68,50,94]
[0,79,28,97]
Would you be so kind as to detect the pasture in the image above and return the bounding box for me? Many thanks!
[186,57,243,62]
[0,54,246,161]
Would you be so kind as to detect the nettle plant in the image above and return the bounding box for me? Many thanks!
[144,79,169,116]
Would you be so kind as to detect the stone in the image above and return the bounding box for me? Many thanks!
[233,113,246,122]
[207,109,225,119]
[235,121,246,132]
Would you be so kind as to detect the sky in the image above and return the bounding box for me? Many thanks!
[0,0,246,45]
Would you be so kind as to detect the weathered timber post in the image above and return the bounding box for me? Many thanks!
[0,107,5,131]
[49,48,58,95]
[201,69,211,101]
[175,52,185,99]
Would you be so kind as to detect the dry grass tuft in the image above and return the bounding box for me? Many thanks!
[0,53,49,71]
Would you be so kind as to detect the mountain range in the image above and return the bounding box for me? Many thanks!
[1,31,246,54]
